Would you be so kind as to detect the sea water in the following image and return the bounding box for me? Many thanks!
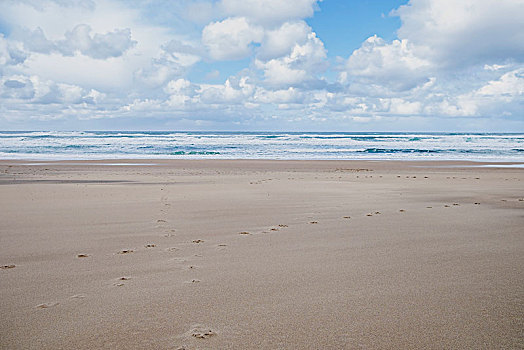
[0,131,523,161]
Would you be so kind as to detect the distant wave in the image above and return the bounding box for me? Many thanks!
[0,131,523,161]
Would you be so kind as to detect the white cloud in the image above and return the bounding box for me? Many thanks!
[135,40,201,88]
[58,24,136,59]
[11,24,136,59]
[484,64,510,72]
[0,34,28,67]
[476,69,524,97]
[436,68,524,117]
[199,76,255,104]
[164,78,192,95]
[254,87,303,104]
[255,31,327,87]
[335,0,524,122]
[0,0,174,89]
[341,35,432,91]
[219,0,320,26]
[1,76,35,100]
[0,74,104,105]
[202,17,263,60]
[122,98,163,113]
[385,98,422,115]
[393,0,524,67]
[257,21,311,61]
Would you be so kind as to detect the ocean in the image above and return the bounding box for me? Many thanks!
[0,131,523,161]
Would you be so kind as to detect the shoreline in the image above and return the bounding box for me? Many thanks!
[2,157,524,164]
[2,158,524,164]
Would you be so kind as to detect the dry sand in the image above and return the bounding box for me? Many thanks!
[0,159,523,349]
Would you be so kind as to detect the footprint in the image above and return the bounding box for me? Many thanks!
[426,206,433,209]
[118,249,134,254]
[444,205,450,207]
[270,228,278,231]
[77,254,89,258]
[366,214,373,217]
[239,231,250,235]
[453,203,460,206]
[374,211,381,214]
[1,264,16,269]
[474,202,481,205]
[343,216,351,219]
[118,277,130,281]
[192,239,204,244]
[36,302,58,309]
[278,224,288,227]
[218,244,227,247]
[309,221,318,224]
[399,209,405,212]
[145,244,156,248]
[157,219,167,223]
[185,279,201,284]
[190,326,216,339]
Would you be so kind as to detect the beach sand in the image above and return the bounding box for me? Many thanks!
[1,159,523,349]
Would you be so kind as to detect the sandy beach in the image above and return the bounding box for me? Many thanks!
[1,159,523,349]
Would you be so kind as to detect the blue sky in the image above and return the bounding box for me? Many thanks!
[0,0,523,131]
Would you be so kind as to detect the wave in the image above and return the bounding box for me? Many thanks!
[1,131,523,161]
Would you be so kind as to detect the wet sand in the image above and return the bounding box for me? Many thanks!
[1,159,523,349]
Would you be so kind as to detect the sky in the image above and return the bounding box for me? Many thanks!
[0,0,523,132]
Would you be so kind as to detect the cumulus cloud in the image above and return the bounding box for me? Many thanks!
[1,77,35,100]
[135,40,201,87]
[254,87,304,104]
[163,78,196,107]
[201,1,322,62]
[0,34,28,67]
[220,0,320,26]
[202,17,264,60]
[476,68,524,97]
[437,68,524,117]
[340,0,524,92]
[13,24,136,59]
[257,21,311,61]
[0,74,104,105]
[255,31,327,87]
[334,0,524,124]
[394,0,524,67]
[199,76,255,104]
[58,24,136,59]
[341,35,432,91]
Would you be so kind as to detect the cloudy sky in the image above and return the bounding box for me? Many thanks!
[0,0,523,131]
